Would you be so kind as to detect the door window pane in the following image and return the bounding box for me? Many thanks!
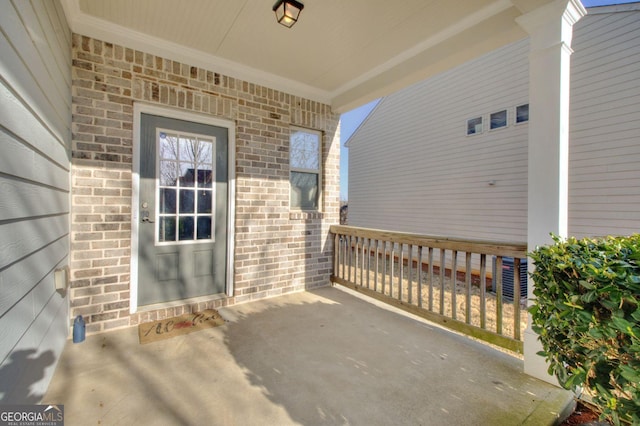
[180,189,195,213]
[198,169,213,188]
[156,129,216,244]
[179,163,196,187]
[198,190,212,213]
[197,217,212,240]
[158,217,176,242]
[160,189,176,213]
[179,217,194,240]
[179,137,196,162]
[159,160,179,185]
[159,133,178,160]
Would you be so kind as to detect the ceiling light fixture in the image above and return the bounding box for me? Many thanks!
[273,0,304,28]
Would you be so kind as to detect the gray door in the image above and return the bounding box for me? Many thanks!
[138,113,228,306]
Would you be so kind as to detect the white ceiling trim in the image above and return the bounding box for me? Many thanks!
[330,0,515,98]
[59,0,332,105]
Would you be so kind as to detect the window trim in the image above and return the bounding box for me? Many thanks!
[289,126,322,212]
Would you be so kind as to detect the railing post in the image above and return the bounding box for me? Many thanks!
[495,256,503,335]
[355,236,360,285]
[389,243,395,298]
[347,235,353,283]
[428,247,434,311]
[513,257,521,341]
[480,254,487,330]
[451,250,458,320]
[417,246,423,308]
[439,249,445,315]
[365,238,371,289]
[398,243,404,302]
[374,239,379,292]
[341,234,346,279]
[333,234,340,277]
[465,252,472,324]
[407,244,414,304]
[382,241,387,295]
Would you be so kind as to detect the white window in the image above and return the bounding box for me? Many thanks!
[490,110,507,130]
[467,117,483,135]
[290,127,322,210]
[516,104,529,124]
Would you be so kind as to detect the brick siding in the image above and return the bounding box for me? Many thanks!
[70,34,340,333]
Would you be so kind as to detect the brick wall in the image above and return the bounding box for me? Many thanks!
[70,34,340,333]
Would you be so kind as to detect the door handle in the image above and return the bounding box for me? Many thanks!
[141,210,154,223]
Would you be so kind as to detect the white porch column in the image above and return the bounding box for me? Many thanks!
[516,0,586,384]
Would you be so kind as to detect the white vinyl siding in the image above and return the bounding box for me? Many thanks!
[0,0,71,403]
[348,6,640,243]
[348,38,529,243]
[568,8,640,238]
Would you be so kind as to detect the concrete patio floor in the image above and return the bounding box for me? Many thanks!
[43,286,574,425]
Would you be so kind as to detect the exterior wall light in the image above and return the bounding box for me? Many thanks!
[273,0,304,28]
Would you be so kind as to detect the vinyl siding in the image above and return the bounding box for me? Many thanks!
[348,38,530,243]
[569,8,640,237]
[0,0,71,403]
[348,6,640,242]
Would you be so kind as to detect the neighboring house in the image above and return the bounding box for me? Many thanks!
[347,3,640,242]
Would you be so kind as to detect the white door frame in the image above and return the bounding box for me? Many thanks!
[130,103,236,313]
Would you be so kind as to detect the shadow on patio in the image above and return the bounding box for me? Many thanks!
[43,286,572,425]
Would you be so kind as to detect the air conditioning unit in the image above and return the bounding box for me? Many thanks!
[492,257,527,301]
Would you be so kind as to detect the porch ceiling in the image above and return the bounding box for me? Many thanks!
[61,0,555,112]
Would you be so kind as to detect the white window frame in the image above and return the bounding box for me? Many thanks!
[289,126,322,211]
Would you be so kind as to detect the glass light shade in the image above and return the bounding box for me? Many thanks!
[273,0,304,28]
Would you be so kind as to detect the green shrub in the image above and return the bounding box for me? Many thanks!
[529,234,640,425]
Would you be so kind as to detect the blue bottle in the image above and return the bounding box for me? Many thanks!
[73,315,85,343]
